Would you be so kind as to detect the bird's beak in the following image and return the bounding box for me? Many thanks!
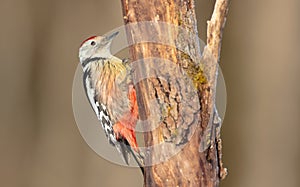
[105,31,119,42]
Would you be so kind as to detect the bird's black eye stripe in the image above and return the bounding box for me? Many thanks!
[90,41,96,46]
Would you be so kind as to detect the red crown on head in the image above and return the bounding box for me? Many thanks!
[80,36,97,47]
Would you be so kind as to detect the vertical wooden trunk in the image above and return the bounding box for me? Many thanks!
[121,0,226,186]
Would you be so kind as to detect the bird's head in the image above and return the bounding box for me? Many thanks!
[78,31,119,67]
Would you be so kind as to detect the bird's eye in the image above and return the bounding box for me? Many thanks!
[90,41,96,46]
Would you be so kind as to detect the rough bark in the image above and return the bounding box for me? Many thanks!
[121,0,229,186]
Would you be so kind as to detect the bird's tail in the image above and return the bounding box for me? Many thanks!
[113,139,144,175]
[128,146,144,174]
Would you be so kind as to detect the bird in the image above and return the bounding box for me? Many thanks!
[78,31,144,172]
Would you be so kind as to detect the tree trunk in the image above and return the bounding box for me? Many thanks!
[120,0,229,186]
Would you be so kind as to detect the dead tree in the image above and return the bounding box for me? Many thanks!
[121,0,229,186]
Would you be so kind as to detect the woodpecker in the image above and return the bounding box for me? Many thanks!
[78,31,143,171]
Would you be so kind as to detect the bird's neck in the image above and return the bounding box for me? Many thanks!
[82,57,105,71]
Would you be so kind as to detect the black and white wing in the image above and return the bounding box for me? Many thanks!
[82,70,130,164]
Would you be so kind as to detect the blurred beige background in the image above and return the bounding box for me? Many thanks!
[0,0,299,187]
